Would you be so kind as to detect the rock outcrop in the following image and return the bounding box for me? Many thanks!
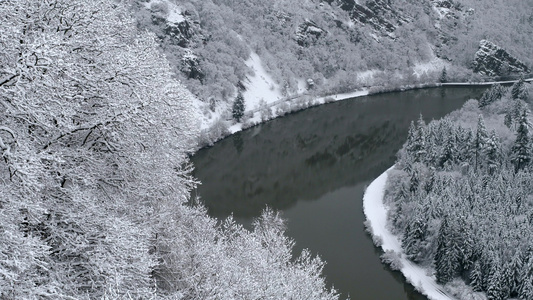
[181,49,205,82]
[295,19,326,46]
[473,40,530,77]
[338,0,408,37]
[137,1,206,80]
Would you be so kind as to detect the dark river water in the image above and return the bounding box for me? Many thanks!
[191,86,487,299]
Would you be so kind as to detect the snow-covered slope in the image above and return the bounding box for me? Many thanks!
[242,52,283,112]
[363,167,456,300]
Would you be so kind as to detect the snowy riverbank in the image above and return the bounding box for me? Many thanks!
[362,166,455,300]
[197,77,532,149]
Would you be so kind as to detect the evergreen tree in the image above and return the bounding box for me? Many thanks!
[402,218,428,263]
[232,91,245,122]
[487,265,505,300]
[435,218,458,284]
[456,127,473,162]
[440,67,448,83]
[519,254,533,299]
[512,77,526,100]
[484,131,501,175]
[456,222,475,272]
[405,121,417,159]
[500,262,513,299]
[405,117,427,162]
[520,279,533,300]
[439,133,456,169]
[510,250,524,296]
[504,111,513,129]
[415,115,427,162]
[479,83,505,108]
[505,98,525,130]
[473,115,488,172]
[470,260,483,292]
[511,110,531,173]
[409,167,420,194]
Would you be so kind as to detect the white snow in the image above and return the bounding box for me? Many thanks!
[228,123,242,134]
[144,0,185,24]
[346,20,356,28]
[369,32,380,42]
[356,69,379,86]
[316,90,369,103]
[167,5,185,24]
[297,79,308,94]
[363,166,456,300]
[242,52,283,112]
[413,57,448,78]
[442,78,533,86]
[432,5,450,20]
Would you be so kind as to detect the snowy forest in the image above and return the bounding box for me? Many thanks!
[385,79,533,299]
[131,0,533,110]
[0,1,339,299]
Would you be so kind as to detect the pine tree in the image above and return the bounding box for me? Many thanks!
[479,83,505,108]
[414,115,427,162]
[520,279,533,300]
[470,260,483,292]
[406,119,427,162]
[402,219,428,263]
[409,167,420,193]
[511,110,531,173]
[512,77,526,100]
[456,127,473,162]
[439,134,456,169]
[484,131,501,175]
[500,262,513,299]
[504,111,513,129]
[473,115,488,172]
[510,250,524,296]
[487,265,505,300]
[440,67,447,83]
[519,254,533,299]
[435,218,458,284]
[405,121,417,159]
[232,91,245,122]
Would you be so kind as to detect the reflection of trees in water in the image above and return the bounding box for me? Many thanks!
[192,87,487,300]
[192,87,487,220]
[232,131,244,154]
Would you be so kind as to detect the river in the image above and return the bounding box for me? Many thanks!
[191,86,487,299]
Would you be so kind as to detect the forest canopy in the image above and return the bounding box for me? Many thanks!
[385,80,533,299]
[133,0,533,108]
[0,0,339,299]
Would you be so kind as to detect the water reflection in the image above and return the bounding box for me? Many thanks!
[192,86,487,299]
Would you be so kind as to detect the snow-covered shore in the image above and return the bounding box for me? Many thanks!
[218,77,533,137]
[362,166,455,300]
[198,75,532,150]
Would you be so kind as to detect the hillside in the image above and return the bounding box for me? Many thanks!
[0,1,339,298]
[131,0,532,143]
[384,80,533,299]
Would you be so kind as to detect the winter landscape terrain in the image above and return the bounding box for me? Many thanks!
[1,0,532,299]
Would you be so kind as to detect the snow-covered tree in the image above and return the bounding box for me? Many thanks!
[470,260,483,292]
[405,116,427,163]
[472,115,489,171]
[511,110,531,173]
[402,218,428,263]
[512,77,527,100]
[440,67,448,83]
[478,83,505,108]
[484,131,502,175]
[435,218,459,284]
[0,1,340,299]
[486,264,505,300]
[232,91,245,122]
